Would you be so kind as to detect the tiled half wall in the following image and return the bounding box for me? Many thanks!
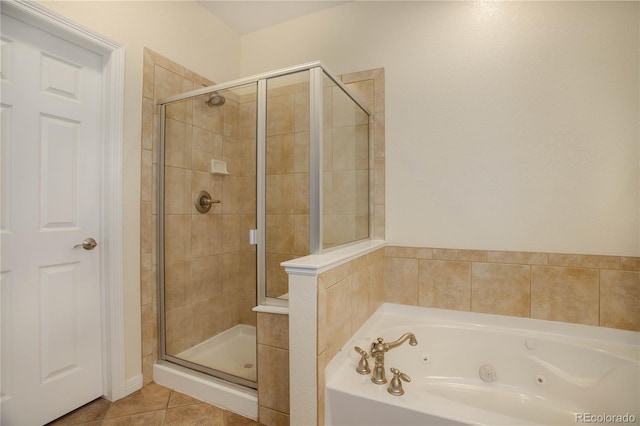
[385,247,640,331]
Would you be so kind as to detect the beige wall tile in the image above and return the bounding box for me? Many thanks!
[548,253,620,269]
[332,171,356,214]
[191,255,223,302]
[191,127,223,172]
[164,118,193,169]
[384,257,419,305]
[267,94,295,136]
[433,248,486,262]
[266,174,295,214]
[140,253,156,307]
[191,213,223,257]
[370,254,386,313]
[350,267,372,333]
[317,283,328,355]
[471,263,530,317]
[267,133,295,175]
[332,127,357,171]
[154,65,190,99]
[325,277,352,356]
[374,203,385,240]
[600,270,640,331]
[141,149,153,203]
[164,215,191,263]
[257,345,290,414]
[142,354,154,386]
[240,101,257,140]
[332,86,368,128]
[356,169,368,215]
[385,246,433,259]
[266,214,295,253]
[141,303,157,358]
[223,99,240,139]
[419,260,471,311]
[294,173,309,215]
[142,98,154,150]
[164,166,191,215]
[166,305,193,354]
[164,261,190,309]
[266,253,295,298]
[531,266,599,325]
[373,112,385,158]
[147,49,186,76]
[486,250,548,265]
[258,313,289,350]
[318,262,351,289]
[294,132,309,173]
[344,79,374,112]
[142,49,155,100]
[621,257,640,271]
[293,214,309,255]
[138,200,154,256]
[294,91,309,133]
[258,406,290,426]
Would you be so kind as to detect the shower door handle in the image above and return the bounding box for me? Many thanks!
[74,237,98,250]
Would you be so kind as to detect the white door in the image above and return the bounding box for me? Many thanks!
[1,12,104,426]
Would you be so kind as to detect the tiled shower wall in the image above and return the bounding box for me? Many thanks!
[264,81,311,298]
[384,247,640,331]
[140,49,256,383]
[323,79,370,248]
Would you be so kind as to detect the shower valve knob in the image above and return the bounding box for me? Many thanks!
[194,190,220,213]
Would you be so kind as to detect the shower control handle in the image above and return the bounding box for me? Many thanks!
[194,190,220,213]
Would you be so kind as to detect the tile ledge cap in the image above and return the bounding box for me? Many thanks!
[252,305,289,315]
[282,240,386,276]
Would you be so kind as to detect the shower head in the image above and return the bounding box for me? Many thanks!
[205,92,226,107]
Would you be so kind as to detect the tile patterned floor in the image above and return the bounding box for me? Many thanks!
[47,383,262,426]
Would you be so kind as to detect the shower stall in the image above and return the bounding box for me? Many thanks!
[156,62,370,403]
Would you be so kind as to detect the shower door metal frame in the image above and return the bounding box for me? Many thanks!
[157,62,371,387]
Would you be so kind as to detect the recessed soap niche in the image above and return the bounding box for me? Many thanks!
[210,159,229,175]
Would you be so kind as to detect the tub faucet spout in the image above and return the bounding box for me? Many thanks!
[387,332,418,350]
[369,333,418,385]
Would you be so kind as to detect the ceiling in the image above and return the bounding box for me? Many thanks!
[198,1,350,35]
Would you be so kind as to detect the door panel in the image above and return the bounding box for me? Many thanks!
[1,13,104,425]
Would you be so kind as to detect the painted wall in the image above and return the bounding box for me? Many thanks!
[38,0,240,383]
[241,1,640,256]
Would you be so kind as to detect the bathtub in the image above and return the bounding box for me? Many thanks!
[325,303,640,426]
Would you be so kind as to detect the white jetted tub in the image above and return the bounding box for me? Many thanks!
[325,303,639,426]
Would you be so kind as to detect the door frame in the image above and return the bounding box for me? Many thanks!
[1,0,126,401]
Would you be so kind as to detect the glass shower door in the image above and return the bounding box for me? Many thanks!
[160,82,258,388]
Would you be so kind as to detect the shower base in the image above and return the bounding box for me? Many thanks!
[154,324,258,419]
[175,324,257,382]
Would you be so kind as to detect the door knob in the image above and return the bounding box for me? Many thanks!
[74,237,98,250]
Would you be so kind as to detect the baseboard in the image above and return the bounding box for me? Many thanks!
[124,374,143,397]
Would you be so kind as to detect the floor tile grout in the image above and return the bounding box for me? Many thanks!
[47,383,261,426]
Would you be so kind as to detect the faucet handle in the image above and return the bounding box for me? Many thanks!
[390,367,411,382]
[371,337,385,354]
[387,367,411,396]
[354,346,371,375]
